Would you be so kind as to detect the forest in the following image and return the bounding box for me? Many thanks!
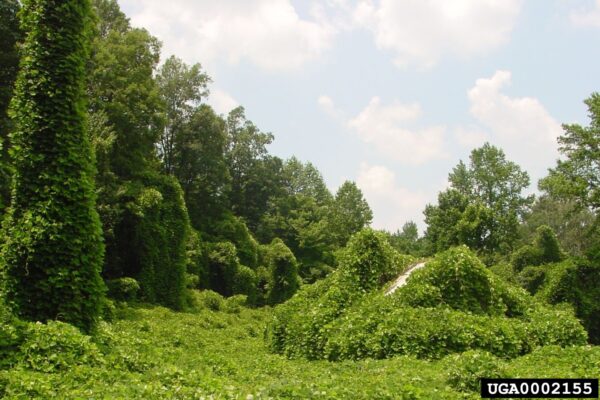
[0,0,600,398]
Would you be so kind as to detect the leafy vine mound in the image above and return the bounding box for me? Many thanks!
[267,235,587,361]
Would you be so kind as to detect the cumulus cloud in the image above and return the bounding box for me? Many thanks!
[317,95,344,120]
[570,0,600,27]
[356,163,429,231]
[353,0,522,67]
[454,126,488,149]
[120,0,336,71]
[467,70,562,180]
[209,88,239,115]
[347,97,447,164]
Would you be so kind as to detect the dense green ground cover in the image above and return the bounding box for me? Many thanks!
[1,294,599,399]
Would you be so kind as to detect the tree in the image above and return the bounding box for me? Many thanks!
[173,104,230,231]
[387,221,424,256]
[425,143,532,255]
[540,94,600,210]
[329,181,373,247]
[2,0,105,332]
[520,196,594,257]
[87,12,163,178]
[266,238,300,305]
[0,0,21,211]
[156,55,210,175]
[225,106,283,230]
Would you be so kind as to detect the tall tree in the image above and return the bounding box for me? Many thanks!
[156,55,210,175]
[425,143,532,255]
[329,181,373,247]
[0,0,22,211]
[2,0,105,332]
[225,107,283,230]
[540,93,600,210]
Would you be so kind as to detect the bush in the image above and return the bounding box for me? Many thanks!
[106,277,141,301]
[516,266,546,294]
[232,266,258,305]
[446,351,506,392]
[396,246,503,315]
[537,259,600,344]
[185,229,207,288]
[207,241,239,297]
[18,321,103,372]
[212,213,259,268]
[535,225,564,264]
[268,243,587,361]
[511,245,541,272]
[0,299,24,369]
[266,238,301,305]
[195,290,224,312]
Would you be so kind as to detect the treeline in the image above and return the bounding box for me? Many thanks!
[0,0,373,329]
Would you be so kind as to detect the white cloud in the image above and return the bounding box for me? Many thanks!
[209,88,239,115]
[356,163,429,231]
[121,0,336,71]
[454,126,488,149]
[347,97,447,164]
[353,0,522,67]
[570,0,600,27]
[317,94,344,120]
[467,70,562,180]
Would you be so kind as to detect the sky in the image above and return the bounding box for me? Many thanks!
[118,0,600,233]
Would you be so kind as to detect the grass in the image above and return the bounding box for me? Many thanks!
[1,294,599,399]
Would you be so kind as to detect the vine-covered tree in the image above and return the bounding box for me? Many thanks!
[425,143,532,255]
[2,0,105,332]
[0,0,21,211]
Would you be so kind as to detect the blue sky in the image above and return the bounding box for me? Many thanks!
[119,0,600,232]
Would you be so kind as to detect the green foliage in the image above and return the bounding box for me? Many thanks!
[397,246,500,315]
[194,290,225,312]
[520,196,595,257]
[445,351,506,392]
[511,225,564,272]
[267,229,413,359]
[0,303,597,399]
[211,213,259,268]
[516,266,546,294]
[536,258,600,344]
[108,174,189,310]
[269,242,586,361]
[207,241,239,297]
[266,238,301,305]
[2,0,106,333]
[106,278,140,302]
[0,298,25,369]
[328,181,373,247]
[156,55,210,176]
[0,0,21,212]
[425,144,533,255]
[17,321,103,373]
[185,229,207,289]
[540,93,600,210]
[87,8,163,178]
[232,266,258,305]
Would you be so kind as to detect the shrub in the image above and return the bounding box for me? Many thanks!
[106,277,141,301]
[535,225,564,264]
[185,229,207,288]
[232,265,258,305]
[18,321,103,372]
[537,259,600,344]
[396,246,503,315]
[195,290,224,312]
[516,266,546,294]
[212,213,259,268]
[0,299,24,369]
[207,241,239,297]
[446,351,506,392]
[511,245,541,272]
[266,238,301,305]
[2,0,105,332]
